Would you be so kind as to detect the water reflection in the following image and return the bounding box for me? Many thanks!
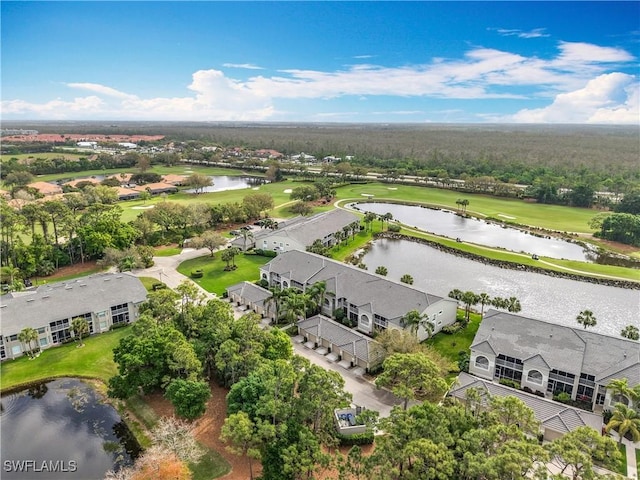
[361,238,639,336]
[184,175,267,193]
[354,202,639,267]
[1,378,139,480]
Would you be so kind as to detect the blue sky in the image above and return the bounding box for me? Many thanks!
[2,1,638,124]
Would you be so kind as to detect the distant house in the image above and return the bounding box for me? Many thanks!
[64,178,101,189]
[232,209,360,252]
[260,250,457,341]
[114,187,141,201]
[162,174,188,186]
[132,182,178,195]
[76,141,97,148]
[290,152,316,162]
[106,173,133,185]
[0,273,147,360]
[117,142,137,149]
[449,372,603,441]
[26,181,63,196]
[255,149,283,160]
[469,310,640,412]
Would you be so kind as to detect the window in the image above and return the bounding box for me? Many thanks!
[374,314,388,328]
[360,314,371,327]
[495,354,523,382]
[37,327,46,334]
[110,303,130,325]
[547,369,575,395]
[39,338,48,347]
[475,356,489,370]
[577,373,596,403]
[50,319,71,344]
[527,370,543,385]
[11,345,22,356]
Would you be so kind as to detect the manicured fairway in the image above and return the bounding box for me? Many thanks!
[334,183,600,233]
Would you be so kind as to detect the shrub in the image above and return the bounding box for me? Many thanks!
[388,224,401,233]
[254,249,277,257]
[499,378,520,389]
[109,322,128,331]
[441,322,464,334]
[553,392,571,404]
[336,431,374,446]
[191,270,203,278]
[152,283,166,291]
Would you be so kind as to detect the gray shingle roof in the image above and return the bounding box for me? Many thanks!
[449,372,602,434]
[1,273,147,335]
[251,209,359,249]
[226,281,272,304]
[264,250,452,321]
[297,314,382,364]
[471,310,640,382]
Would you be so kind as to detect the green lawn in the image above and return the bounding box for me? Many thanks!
[1,327,131,391]
[153,245,183,257]
[177,252,270,295]
[334,183,600,233]
[636,448,639,479]
[426,311,482,364]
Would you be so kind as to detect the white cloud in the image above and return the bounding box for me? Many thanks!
[508,73,640,124]
[222,63,264,70]
[2,41,637,123]
[66,83,138,100]
[493,28,549,39]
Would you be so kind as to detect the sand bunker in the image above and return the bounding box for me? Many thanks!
[283,188,293,193]
[498,214,516,219]
[131,205,156,210]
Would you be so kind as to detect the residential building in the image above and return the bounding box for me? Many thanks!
[260,250,457,341]
[449,372,603,441]
[0,273,147,360]
[469,309,640,411]
[226,281,273,320]
[232,209,360,252]
[297,314,383,371]
[132,182,178,195]
[26,181,63,196]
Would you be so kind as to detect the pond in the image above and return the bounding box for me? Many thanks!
[353,202,639,267]
[361,238,640,336]
[183,175,267,193]
[1,378,139,480]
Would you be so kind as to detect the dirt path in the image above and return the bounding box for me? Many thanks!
[145,381,259,480]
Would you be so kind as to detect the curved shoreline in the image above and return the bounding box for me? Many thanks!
[376,232,640,290]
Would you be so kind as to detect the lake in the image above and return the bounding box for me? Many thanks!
[361,238,640,336]
[353,201,639,267]
[183,175,267,193]
[1,378,139,480]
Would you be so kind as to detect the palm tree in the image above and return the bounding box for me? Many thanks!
[18,327,38,359]
[448,289,463,301]
[280,291,309,325]
[265,287,288,324]
[375,266,388,276]
[461,199,470,213]
[71,317,89,347]
[400,274,413,285]
[363,212,377,232]
[382,212,393,230]
[606,378,635,407]
[576,309,597,329]
[350,221,361,240]
[240,229,254,251]
[400,310,434,339]
[606,403,640,444]
[620,325,639,340]
[478,293,491,316]
[461,291,480,323]
[306,281,327,315]
[506,296,522,313]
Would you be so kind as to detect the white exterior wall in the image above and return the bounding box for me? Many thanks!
[521,366,550,393]
[469,351,495,380]
[259,234,304,253]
